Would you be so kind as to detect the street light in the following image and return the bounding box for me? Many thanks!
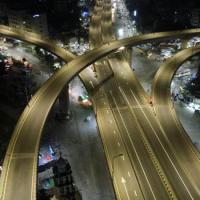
[118,28,124,38]
[111,153,123,178]
[133,10,137,17]
[118,46,125,51]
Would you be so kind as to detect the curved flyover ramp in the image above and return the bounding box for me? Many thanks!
[152,46,200,193]
[0,25,75,62]
[0,25,100,92]
[1,30,200,200]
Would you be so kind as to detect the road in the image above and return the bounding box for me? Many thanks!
[152,46,200,198]
[90,1,168,199]
[90,1,145,199]
[88,1,200,199]
[1,19,200,200]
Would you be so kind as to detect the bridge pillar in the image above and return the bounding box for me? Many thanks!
[123,47,132,66]
[181,37,189,49]
[56,84,70,120]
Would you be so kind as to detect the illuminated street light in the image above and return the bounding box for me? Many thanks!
[33,14,40,18]
[133,10,137,17]
[118,46,125,51]
[118,28,124,38]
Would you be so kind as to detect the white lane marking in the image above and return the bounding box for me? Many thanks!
[110,91,157,200]
[128,171,131,177]
[109,119,113,123]
[130,88,194,200]
[113,130,116,134]
[107,110,109,114]
[121,177,130,200]
[134,190,138,196]
[117,142,121,147]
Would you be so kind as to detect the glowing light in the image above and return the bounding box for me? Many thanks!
[119,46,125,51]
[118,28,124,37]
[82,11,88,17]
[134,10,137,17]
[33,14,40,18]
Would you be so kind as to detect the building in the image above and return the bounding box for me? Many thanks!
[8,10,48,36]
[0,2,8,25]
[0,0,48,36]
[0,3,7,17]
[191,9,200,27]
[52,0,70,16]
[1,0,81,38]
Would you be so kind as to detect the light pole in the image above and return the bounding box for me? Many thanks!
[111,153,123,179]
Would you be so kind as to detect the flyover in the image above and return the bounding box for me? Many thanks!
[88,1,146,199]
[152,46,200,193]
[89,1,167,199]
[0,25,75,62]
[1,25,200,199]
[89,1,200,199]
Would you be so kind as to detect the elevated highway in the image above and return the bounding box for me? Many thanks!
[0,25,75,62]
[152,46,200,195]
[89,1,146,199]
[89,1,200,199]
[90,1,169,199]
[1,24,200,200]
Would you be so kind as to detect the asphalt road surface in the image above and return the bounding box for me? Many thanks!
[1,18,200,200]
